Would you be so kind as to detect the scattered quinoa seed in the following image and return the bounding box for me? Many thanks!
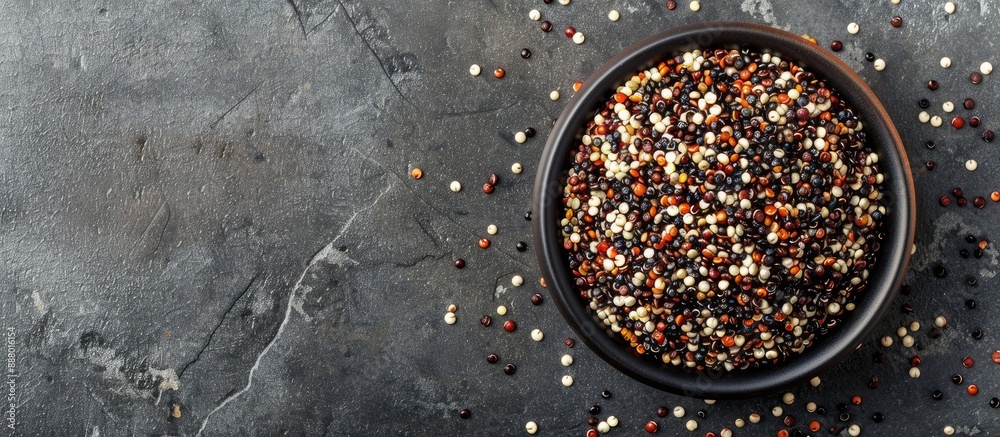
[550,90,561,101]
[469,64,481,76]
[487,224,498,235]
[511,275,524,287]
[493,68,505,79]
[685,419,698,431]
[561,354,573,366]
[525,421,538,435]
[497,305,507,316]
[561,375,574,386]
[945,2,956,14]
[981,62,993,75]
[966,159,978,171]
[848,22,860,34]
[608,10,620,21]
[515,131,527,143]
[689,1,700,11]
[410,168,423,179]
[444,312,456,324]
[528,9,540,20]
[941,57,952,68]
[874,59,886,71]
[531,328,544,341]
[450,181,462,192]
[572,32,585,44]
[511,162,523,174]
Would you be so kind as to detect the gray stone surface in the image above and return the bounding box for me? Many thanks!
[1,0,998,435]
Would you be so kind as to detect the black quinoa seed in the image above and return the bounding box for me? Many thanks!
[487,353,499,364]
[872,412,885,422]
[918,99,930,109]
[932,390,944,400]
[933,265,947,278]
[524,127,536,138]
[961,249,970,258]
[984,130,995,143]
[520,48,532,59]
[990,398,1000,408]
[601,390,612,399]
[503,363,517,375]
[516,241,529,251]
[865,52,876,62]
[589,405,601,415]
[926,140,936,149]
[459,409,471,419]
[972,328,984,339]
[967,299,977,309]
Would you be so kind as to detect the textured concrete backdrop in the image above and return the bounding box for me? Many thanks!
[2,0,999,435]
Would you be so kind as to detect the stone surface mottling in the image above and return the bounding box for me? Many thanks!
[1,0,999,435]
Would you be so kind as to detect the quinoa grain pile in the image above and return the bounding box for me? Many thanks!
[560,47,887,371]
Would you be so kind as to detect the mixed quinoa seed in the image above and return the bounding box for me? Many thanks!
[560,47,887,371]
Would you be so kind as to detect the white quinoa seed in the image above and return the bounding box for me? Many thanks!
[734,418,745,428]
[673,406,686,417]
[874,58,885,71]
[720,429,733,437]
[810,376,821,387]
[891,0,901,3]
[608,10,620,21]
[945,2,956,14]
[909,366,921,378]
[511,162,523,174]
[514,131,527,143]
[511,275,524,287]
[561,354,573,366]
[966,159,978,171]
[782,392,795,405]
[703,399,716,405]
[528,9,541,21]
[447,304,457,312]
[771,406,783,417]
[444,312,457,324]
[469,64,481,76]
[806,402,817,412]
[944,425,955,435]
[525,421,538,435]
[749,413,761,424]
[561,375,573,386]
[487,224,498,235]
[897,326,908,337]
[919,111,930,123]
[931,115,943,127]
[496,305,507,316]
[450,181,462,192]
[943,101,955,112]
[531,328,544,341]
[881,336,893,347]
[558,0,570,5]
[940,57,952,68]
[902,335,915,348]
[981,61,994,75]
[847,22,860,34]
[910,321,921,331]
[572,32,585,44]
[848,424,861,436]
[597,421,610,433]
[607,416,618,427]
[689,1,701,11]
[935,315,948,327]
[549,90,560,101]
[685,419,698,431]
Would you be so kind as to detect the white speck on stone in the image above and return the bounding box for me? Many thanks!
[31,290,46,314]
[847,22,860,34]
[740,0,776,24]
[966,159,979,171]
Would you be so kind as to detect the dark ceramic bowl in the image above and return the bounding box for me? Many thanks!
[532,22,916,399]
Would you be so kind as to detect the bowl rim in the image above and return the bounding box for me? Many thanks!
[531,21,916,399]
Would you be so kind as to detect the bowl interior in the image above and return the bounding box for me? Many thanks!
[532,22,916,399]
